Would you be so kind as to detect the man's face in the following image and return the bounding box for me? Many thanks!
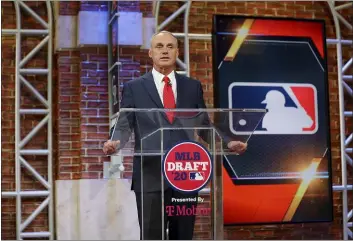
[149,33,179,70]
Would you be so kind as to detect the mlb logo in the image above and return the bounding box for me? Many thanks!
[228,82,318,135]
[189,172,204,181]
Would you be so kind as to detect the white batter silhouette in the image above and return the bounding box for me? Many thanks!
[261,90,313,134]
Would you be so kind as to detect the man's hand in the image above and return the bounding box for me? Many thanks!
[103,140,120,155]
[227,141,247,155]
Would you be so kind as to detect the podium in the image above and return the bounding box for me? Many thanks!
[109,108,266,240]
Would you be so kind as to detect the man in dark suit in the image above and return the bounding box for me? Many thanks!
[103,31,247,240]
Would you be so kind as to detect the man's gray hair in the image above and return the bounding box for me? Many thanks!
[150,30,179,47]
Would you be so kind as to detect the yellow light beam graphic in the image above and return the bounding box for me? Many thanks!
[224,19,254,62]
[283,158,322,222]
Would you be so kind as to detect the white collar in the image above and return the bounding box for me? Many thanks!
[152,68,176,82]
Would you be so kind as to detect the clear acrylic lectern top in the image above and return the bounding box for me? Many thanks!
[110,108,266,156]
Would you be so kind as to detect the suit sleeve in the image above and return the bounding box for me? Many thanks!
[110,82,135,148]
[196,82,232,146]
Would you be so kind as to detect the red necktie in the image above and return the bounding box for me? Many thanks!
[163,76,176,123]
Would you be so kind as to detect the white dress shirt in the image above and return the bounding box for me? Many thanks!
[152,68,177,105]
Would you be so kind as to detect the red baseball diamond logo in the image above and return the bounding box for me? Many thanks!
[162,142,212,193]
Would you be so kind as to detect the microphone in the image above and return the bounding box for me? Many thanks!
[168,79,172,86]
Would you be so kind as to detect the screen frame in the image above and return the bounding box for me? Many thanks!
[211,14,334,226]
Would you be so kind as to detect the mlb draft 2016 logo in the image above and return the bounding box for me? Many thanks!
[162,142,212,193]
[228,82,318,135]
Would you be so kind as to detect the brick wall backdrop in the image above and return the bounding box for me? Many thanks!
[1,1,352,240]
[57,50,81,180]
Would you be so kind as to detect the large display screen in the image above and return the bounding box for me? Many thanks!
[212,15,333,225]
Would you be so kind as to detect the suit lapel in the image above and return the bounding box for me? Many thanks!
[142,71,164,109]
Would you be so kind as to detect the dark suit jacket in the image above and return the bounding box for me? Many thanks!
[111,71,230,192]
